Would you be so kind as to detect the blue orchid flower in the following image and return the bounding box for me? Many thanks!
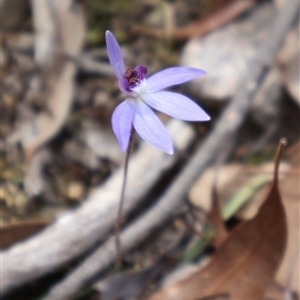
[106,30,210,154]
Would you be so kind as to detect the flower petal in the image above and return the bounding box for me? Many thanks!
[111,100,135,151]
[142,91,210,121]
[105,31,126,79]
[133,101,173,154]
[147,67,206,92]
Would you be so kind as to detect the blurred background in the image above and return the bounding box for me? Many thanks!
[1,0,299,299]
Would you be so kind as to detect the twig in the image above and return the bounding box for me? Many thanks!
[132,0,255,40]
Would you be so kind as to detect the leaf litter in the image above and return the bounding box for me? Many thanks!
[148,138,288,300]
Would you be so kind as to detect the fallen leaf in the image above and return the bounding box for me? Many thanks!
[209,183,228,248]
[236,163,290,220]
[23,148,51,197]
[189,162,290,219]
[189,164,243,213]
[147,139,288,300]
[0,220,49,248]
[6,1,85,162]
[264,280,298,300]
[275,141,300,296]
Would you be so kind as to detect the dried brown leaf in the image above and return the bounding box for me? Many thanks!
[7,1,85,161]
[0,220,48,248]
[275,140,300,296]
[209,184,228,248]
[148,139,288,300]
[264,280,298,300]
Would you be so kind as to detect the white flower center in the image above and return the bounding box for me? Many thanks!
[131,79,147,98]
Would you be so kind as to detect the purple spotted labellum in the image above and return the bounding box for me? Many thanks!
[106,30,210,155]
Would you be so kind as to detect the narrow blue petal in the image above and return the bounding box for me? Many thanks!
[133,101,173,154]
[105,31,126,79]
[147,67,206,92]
[142,91,210,121]
[111,100,135,151]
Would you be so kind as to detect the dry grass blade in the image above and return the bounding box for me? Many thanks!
[209,183,229,248]
[148,138,288,300]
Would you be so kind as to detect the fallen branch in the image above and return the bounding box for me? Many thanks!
[0,119,195,296]
[43,0,300,298]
